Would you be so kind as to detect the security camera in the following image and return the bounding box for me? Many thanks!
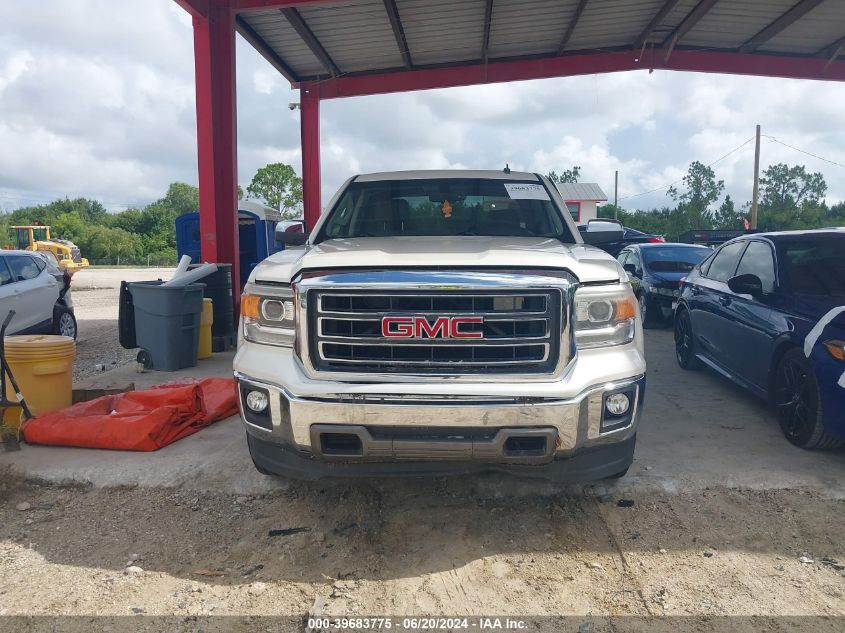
[288,102,300,111]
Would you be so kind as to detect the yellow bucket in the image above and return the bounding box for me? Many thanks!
[198,298,213,360]
[2,335,76,436]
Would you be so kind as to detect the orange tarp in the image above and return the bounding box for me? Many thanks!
[22,377,238,451]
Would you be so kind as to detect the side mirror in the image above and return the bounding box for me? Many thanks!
[727,273,763,297]
[582,228,624,245]
[276,232,308,247]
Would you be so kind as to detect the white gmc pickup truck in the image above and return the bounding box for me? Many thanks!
[234,170,645,481]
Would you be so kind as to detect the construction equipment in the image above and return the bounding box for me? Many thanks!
[9,225,89,275]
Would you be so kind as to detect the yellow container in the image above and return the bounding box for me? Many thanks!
[2,335,76,437]
[198,298,213,360]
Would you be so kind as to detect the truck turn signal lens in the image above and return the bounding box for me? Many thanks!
[241,294,260,320]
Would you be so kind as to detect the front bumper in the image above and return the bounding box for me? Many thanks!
[233,339,645,479]
[246,432,637,482]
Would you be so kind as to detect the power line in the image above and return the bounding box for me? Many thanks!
[618,136,755,202]
[762,135,845,169]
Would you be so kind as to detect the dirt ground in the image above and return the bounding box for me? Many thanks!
[1,474,843,626]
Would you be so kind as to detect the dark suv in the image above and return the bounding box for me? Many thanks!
[674,229,845,449]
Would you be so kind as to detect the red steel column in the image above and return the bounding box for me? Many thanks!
[192,2,240,303]
[300,86,321,230]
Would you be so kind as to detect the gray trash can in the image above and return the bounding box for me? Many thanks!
[127,281,206,371]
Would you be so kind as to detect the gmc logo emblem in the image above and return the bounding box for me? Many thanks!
[381,316,484,339]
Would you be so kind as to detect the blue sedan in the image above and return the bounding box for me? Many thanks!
[674,229,845,449]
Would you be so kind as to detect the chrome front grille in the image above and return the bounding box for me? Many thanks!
[302,271,572,377]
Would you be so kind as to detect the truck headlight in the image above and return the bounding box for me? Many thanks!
[574,284,637,349]
[241,282,295,347]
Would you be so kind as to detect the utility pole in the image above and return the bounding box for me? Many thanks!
[614,170,618,220]
[751,124,761,230]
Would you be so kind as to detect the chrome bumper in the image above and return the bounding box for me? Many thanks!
[235,371,644,457]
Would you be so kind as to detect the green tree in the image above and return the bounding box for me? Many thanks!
[712,195,744,230]
[246,163,303,217]
[159,182,200,216]
[546,166,581,185]
[76,226,142,261]
[668,161,724,231]
[757,164,827,231]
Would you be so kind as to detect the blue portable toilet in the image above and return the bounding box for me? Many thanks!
[176,199,286,287]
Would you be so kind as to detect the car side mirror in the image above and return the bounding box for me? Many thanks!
[623,263,638,276]
[582,228,624,245]
[276,232,308,247]
[728,273,763,297]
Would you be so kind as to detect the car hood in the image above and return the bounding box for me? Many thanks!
[648,271,688,285]
[251,236,624,285]
[792,295,845,330]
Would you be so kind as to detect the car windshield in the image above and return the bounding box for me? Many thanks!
[781,235,845,296]
[320,178,570,241]
[643,246,709,273]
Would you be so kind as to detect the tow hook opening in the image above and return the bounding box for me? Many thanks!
[320,433,363,456]
[503,435,547,457]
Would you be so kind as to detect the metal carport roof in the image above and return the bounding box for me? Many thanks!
[230,0,845,95]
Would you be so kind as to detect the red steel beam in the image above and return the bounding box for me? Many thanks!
[303,49,845,99]
[175,0,208,18]
[300,86,321,231]
[192,2,241,303]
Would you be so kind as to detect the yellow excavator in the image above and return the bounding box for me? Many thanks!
[9,225,89,275]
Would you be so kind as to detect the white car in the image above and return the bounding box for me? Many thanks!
[0,250,76,338]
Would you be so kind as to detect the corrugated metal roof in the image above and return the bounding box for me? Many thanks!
[556,182,608,201]
[683,0,797,50]
[236,0,845,83]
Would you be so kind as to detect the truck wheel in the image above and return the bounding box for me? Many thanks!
[52,307,77,340]
[674,308,702,370]
[773,348,843,449]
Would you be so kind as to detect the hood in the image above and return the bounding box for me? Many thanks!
[251,236,623,285]
[791,295,845,326]
[649,271,688,285]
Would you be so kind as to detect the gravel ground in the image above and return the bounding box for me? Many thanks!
[71,268,175,383]
[0,476,843,626]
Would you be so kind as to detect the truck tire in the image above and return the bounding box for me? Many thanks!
[773,348,843,449]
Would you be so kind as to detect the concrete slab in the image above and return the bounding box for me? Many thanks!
[3,332,844,497]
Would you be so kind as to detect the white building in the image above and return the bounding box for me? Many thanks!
[555,183,608,226]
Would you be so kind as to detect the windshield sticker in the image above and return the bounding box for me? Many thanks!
[504,183,550,201]
[441,200,453,218]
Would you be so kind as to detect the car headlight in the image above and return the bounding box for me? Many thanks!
[574,284,637,349]
[241,282,296,347]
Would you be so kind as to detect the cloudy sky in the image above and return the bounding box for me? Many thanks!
[2,0,844,215]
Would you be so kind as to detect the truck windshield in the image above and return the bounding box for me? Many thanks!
[320,178,569,241]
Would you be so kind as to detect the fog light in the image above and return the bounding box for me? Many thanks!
[246,390,269,413]
[605,392,630,416]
